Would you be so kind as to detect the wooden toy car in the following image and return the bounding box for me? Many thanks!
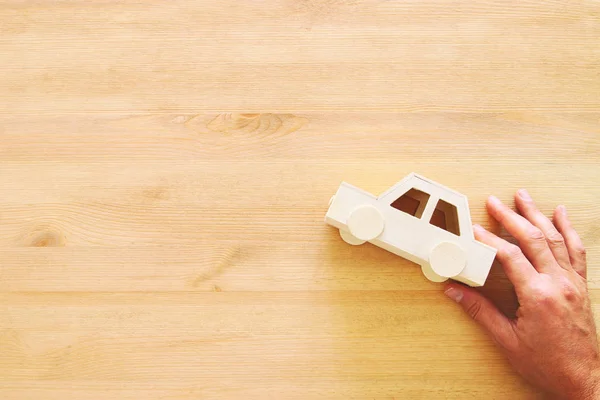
[325,173,497,287]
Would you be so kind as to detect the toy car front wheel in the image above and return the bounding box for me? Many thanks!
[340,230,366,246]
[429,242,467,278]
[421,263,449,283]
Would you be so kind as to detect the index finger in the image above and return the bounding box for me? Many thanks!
[487,196,558,274]
[473,224,537,290]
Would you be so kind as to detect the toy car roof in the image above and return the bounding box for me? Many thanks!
[378,172,469,203]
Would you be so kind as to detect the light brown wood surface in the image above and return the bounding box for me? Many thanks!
[1,1,599,399]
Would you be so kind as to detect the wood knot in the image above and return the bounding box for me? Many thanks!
[23,225,66,247]
[206,113,307,138]
[190,245,245,288]
[141,186,170,201]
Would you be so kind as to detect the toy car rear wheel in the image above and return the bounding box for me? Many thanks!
[347,205,385,241]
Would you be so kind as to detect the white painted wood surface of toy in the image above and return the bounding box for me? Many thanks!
[325,173,498,287]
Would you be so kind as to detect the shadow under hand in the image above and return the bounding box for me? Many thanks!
[477,260,520,320]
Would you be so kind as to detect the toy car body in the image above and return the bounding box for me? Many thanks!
[325,173,497,287]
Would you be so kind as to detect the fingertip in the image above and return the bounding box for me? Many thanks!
[553,205,568,225]
[486,196,511,224]
[514,190,535,213]
[487,195,497,204]
[472,224,487,240]
[486,196,501,213]
[517,189,531,201]
[558,205,567,216]
[444,284,464,303]
[552,206,560,218]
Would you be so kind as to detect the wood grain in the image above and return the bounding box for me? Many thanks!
[1,0,599,398]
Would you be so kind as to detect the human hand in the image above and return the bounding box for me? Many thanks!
[444,190,599,399]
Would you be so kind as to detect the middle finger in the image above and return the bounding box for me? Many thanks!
[514,189,572,270]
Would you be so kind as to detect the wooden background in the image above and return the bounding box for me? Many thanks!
[1,0,599,398]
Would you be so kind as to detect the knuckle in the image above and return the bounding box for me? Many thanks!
[502,244,523,262]
[529,284,558,306]
[573,245,587,259]
[546,231,565,247]
[466,301,482,320]
[537,292,556,306]
[527,227,545,243]
[574,266,588,281]
[562,283,580,302]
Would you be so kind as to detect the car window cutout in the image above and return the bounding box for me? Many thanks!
[390,188,431,218]
[430,199,461,236]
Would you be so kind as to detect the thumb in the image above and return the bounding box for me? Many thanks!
[444,283,516,349]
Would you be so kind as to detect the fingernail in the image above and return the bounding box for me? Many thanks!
[473,224,483,232]
[444,287,463,303]
[488,195,501,206]
[518,189,531,200]
[558,205,567,216]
